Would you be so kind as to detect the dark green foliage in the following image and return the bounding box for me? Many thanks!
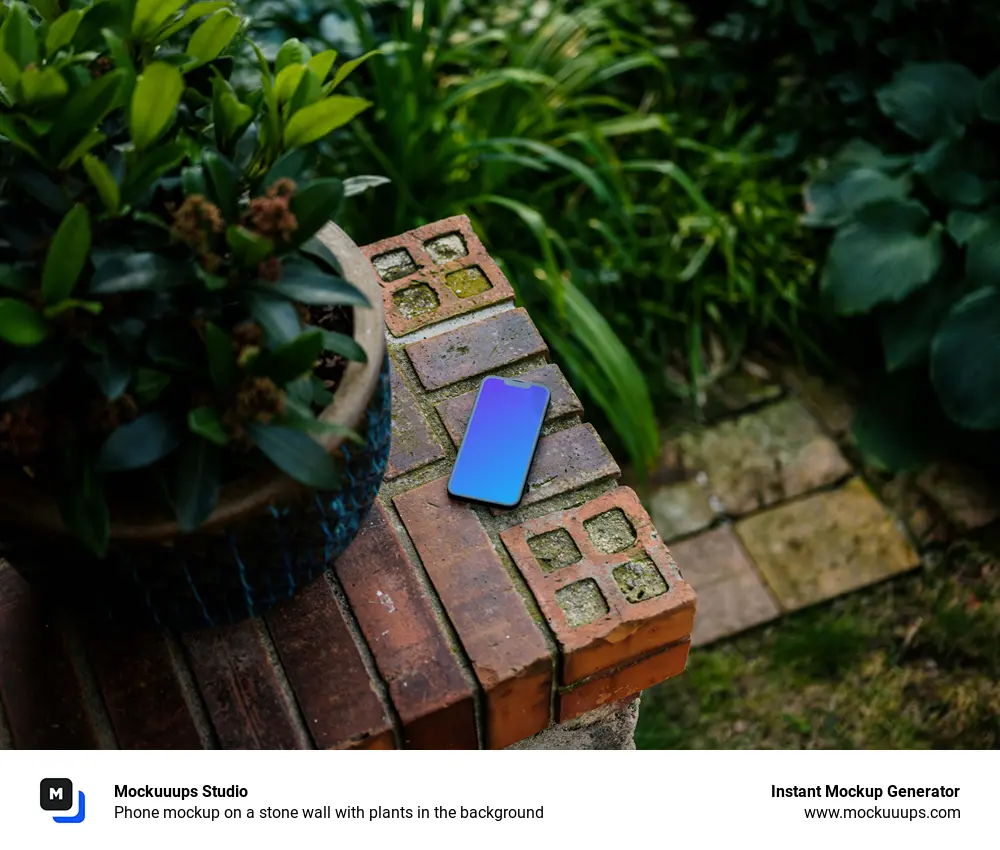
[805,61,1000,468]
[0,0,378,555]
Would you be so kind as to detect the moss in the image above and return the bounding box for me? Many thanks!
[393,284,440,318]
[445,266,492,298]
[528,528,582,572]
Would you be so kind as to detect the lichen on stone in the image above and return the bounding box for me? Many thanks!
[528,528,581,572]
[424,232,468,263]
[584,508,637,553]
[613,557,668,603]
[393,283,440,318]
[373,248,418,282]
[556,578,609,627]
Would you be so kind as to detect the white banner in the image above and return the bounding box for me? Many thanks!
[1,750,991,849]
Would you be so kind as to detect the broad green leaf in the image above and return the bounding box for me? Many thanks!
[181,164,207,196]
[914,138,989,207]
[0,113,41,159]
[964,211,1000,286]
[287,67,321,116]
[14,65,64,107]
[802,165,909,228]
[879,275,961,372]
[55,68,125,153]
[326,50,379,92]
[821,199,943,315]
[876,62,981,142]
[89,252,182,293]
[42,204,91,304]
[244,291,303,345]
[0,298,50,345]
[260,261,370,307]
[255,330,323,385]
[95,412,183,472]
[187,407,229,446]
[57,130,106,170]
[27,0,61,23]
[0,49,19,98]
[2,3,37,68]
[947,209,993,246]
[42,298,102,318]
[246,423,340,490]
[132,0,186,40]
[226,225,273,266]
[299,235,340,273]
[307,49,337,84]
[83,345,131,400]
[122,141,187,198]
[276,38,310,72]
[262,148,311,188]
[343,174,390,198]
[129,62,184,151]
[850,376,937,473]
[212,79,253,151]
[82,154,120,214]
[0,341,66,401]
[157,1,232,41]
[274,63,306,103]
[132,367,171,404]
[185,8,239,67]
[202,149,238,221]
[282,95,371,150]
[56,456,109,558]
[931,286,1000,430]
[287,178,344,246]
[172,438,221,531]
[204,321,236,390]
[980,66,1000,122]
[45,9,83,55]
[318,328,366,362]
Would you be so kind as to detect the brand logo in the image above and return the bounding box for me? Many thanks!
[40,779,86,823]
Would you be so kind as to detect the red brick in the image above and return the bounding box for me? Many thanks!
[387,361,445,480]
[335,501,478,749]
[491,424,620,515]
[267,577,395,750]
[435,363,583,446]
[0,564,100,748]
[502,488,695,684]
[183,619,307,749]
[558,639,690,721]
[86,628,202,749]
[405,308,547,391]
[363,215,516,337]
[394,476,553,748]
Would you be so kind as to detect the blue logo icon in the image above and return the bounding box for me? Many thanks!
[40,779,86,823]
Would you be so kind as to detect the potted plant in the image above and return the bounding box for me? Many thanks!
[0,0,390,630]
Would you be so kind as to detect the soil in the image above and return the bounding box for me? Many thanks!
[310,304,353,396]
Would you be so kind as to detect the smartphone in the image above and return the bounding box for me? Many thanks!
[448,376,551,508]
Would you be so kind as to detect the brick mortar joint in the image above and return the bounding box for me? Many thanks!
[60,611,120,750]
[251,616,316,750]
[163,630,221,749]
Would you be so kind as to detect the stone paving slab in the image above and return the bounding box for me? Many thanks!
[736,478,920,611]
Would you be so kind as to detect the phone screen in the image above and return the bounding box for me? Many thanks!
[448,376,551,507]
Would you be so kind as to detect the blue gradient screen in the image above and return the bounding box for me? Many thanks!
[448,377,551,506]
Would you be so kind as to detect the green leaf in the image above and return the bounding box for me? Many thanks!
[980,66,1000,122]
[0,49,20,98]
[0,298,50,346]
[82,154,120,214]
[54,69,125,154]
[802,165,909,228]
[964,211,1000,286]
[157,1,232,41]
[282,95,371,150]
[56,455,109,558]
[185,8,239,67]
[244,291,302,345]
[821,199,944,315]
[83,344,131,400]
[204,321,236,390]
[947,209,993,246]
[317,328,366,362]
[299,235,340,273]
[18,65,67,105]
[876,62,981,142]
[89,252,182,294]
[343,174,390,198]
[133,367,171,404]
[212,79,253,151]
[187,406,229,446]
[326,50,379,92]
[129,62,184,151]
[260,261,370,307]
[42,298,102,318]
[274,63,305,104]
[42,204,91,304]
[226,225,273,266]
[57,129,106,170]
[246,423,340,490]
[307,49,337,84]
[27,0,61,23]
[0,341,66,401]
[181,164,207,196]
[255,330,323,385]
[850,375,937,474]
[262,148,311,188]
[45,9,84,56]
[172,438,221,531]
[931,286,1000,430]
[287,178,344,246]
[132,0,187,40]
[96,412,183,472]
[122,141,187,198]
[879,274,962,372]
[202,149,238,221]
[287,67,322,116]
[276,38,311,72]
[2,3,37,69]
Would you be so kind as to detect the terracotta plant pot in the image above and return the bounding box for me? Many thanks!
[0,223,390,631]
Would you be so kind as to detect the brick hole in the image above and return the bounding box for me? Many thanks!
[612,557,668,604]
[555,579,609,627]
[527,528,581,573]
[393,284,440,318]
[372,248,418,282]
[583,508,637,554]
[424,231,468,263]
[444,266,492,299]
